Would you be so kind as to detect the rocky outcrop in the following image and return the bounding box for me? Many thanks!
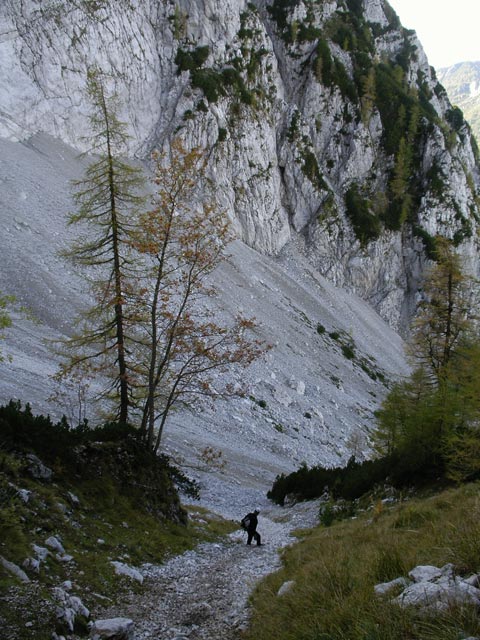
[375,563,480,611]
[0,0,479,331]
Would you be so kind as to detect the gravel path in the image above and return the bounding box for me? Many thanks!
[94,471,321,640]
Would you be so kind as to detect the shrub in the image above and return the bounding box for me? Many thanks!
[175,46,210,73]
[300,149,327,190]
[341,344,355,360]
[446,106,465,132]
[319,502,335,526]
[345,184,382,245]
[191,68,225,102]
[267,0,302,38]
[267,451,440,506]
[413,226,438,260]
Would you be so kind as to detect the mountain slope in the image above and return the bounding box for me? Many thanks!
[0,0,478,482]
[0,132,408,482]
[1,0,480,332]
[438,61,480,144]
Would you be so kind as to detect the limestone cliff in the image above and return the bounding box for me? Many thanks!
[1,0,479,331]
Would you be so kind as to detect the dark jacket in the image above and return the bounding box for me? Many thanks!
[246,512,258,532]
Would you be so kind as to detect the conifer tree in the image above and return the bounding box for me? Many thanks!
[0,293,13,363]
[60,69,145,424]
[409,237,477,384]
[373,238,480,475]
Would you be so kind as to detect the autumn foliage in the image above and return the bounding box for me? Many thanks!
[58,75,265,451]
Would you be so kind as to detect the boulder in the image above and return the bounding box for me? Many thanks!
[408,564,448,583]
[26,453,53,480]
[32,544,50,561]
[53,587,90,633]
[17,488,31,503]
[110,561,143,583]
[67,491,80,507]
[22,557,40,573]
[389,564,480,611]
[90,618,134,640]
[45,536,65,554]
[374,577,410,596]
[277,580,295,597]
[0,555,30,582]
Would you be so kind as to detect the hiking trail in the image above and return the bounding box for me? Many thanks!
[93,469,320,640]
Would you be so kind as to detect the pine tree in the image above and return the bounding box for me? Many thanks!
[59,69,145,424]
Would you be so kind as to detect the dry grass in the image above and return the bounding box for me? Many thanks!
[244,483,480,640]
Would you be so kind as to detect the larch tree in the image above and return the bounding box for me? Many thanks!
[59,69,146,424]
[0,293,13,363]
[373,236,480,475]
[131,140,265,452]
[408,236,478,385]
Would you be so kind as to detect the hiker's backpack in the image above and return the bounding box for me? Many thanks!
[241,515,251,530]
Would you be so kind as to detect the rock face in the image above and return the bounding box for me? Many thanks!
[1,0,479,331]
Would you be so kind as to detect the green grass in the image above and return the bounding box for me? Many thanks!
[0,446,237,639]
[244,483,480,640]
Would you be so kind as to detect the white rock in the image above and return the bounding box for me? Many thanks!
[395,581,446,608]
[22,557,40,573]
[395,569,480,611]
[408,565,443,583]
[0,556,30,583]
[45,536,65,554]
[465,574,480,587]
[57,606,76,632]
[70,595,90,618]
[296,381,306,396]
[67,491,80,506]
[277,580,295,597]
[110,561,144,584]
[90,618,135,640]
[273,387,294,407]
[56,553,74,563]
[32,544,50,561]
[26,453,53,480]
[17,488,31,503]
[374,577,410,595]
[52,587,68,603]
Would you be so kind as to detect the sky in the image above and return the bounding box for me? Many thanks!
[388,0,480,69]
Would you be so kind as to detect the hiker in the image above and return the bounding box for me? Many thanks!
[242,509,262,546]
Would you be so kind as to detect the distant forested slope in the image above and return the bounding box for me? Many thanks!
[438,61,480,143]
